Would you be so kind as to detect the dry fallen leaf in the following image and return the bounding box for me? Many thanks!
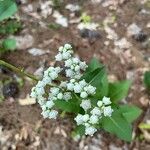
[18,95,36,106]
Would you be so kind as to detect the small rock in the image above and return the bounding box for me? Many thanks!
[65,4,80,12]
[109,144,122,150]
[3,82,18,98]
[142,38,150,49]
[53,11,68,27]
[40,1,52,18]
[104,26,118,40]
[80,29,101,39]
[77,22,99,30]
[133,32,147,42]
[127,23,141,36]
[13,34,34,50]
[28,48,47,56]
[114,38,131,49]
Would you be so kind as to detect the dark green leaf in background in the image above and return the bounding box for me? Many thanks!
[0,0,17,21]
[144,71,150,89]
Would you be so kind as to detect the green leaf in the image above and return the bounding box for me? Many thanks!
[2,38,16,50]
[102,111,132,142]
[86,57,103,73]
[108,80,131,103]
[118,105,142,123]
[73,125,85,136]
[54,100,82,113]
[144,71,150,89]
[0,0,17,21]
[82,67,108,99]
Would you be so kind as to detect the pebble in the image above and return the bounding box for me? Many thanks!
[28,48,47,56]
[80,29,101,39]
[127,23,141,36]
[133,32,147,42]
[65,4,80,12]
[2,82,18,98]
[13,34,34,50]
[114,38,131,49]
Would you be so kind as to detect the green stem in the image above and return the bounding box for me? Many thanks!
[0,60,38,82]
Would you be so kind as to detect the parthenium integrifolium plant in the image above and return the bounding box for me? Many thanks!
[30,44,142,142]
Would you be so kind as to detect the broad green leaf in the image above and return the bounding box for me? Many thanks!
[86,57,103,73]
[118,105,142,123]
[82,67,108,99]
[102,111,132,142]
[144,71,150,89]
[0,0,17,21]
[2,38,16,50]
[108,80,131,103]
[54,100,82,113]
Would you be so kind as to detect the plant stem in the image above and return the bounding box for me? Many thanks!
[0,60,38,82]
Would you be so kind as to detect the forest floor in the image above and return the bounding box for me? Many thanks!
[0,0,150,150]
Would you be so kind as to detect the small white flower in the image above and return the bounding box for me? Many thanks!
[75,65,80,71]
[30,87,36,98]
[41,110,50,118]
[60,81,67,88]
[41,104,47,111]
[67,82,74,91]
[74,73,82,79]
[80,91,88,98]
[79,80,87,87]
[70,79,76,83]
[89,115,99,124]
[65,59,72,67]
[46,100,54,108]
[62,51,71,59]
[36,87,45,95]
[49,71,58,80]
[49,110,58,119]
[50,87,60,96]
[102,96,111,105]
[85,126,97,136]
[80,99,91,111]
[74,84,82,93]
[55,53,62,61]
[82,114,89,122]
[86,85,96,95]
[63,92,72,101]
[72,57,79,64]
[38,98,46,105]
[80,61,87,70]
[71,65,75,70]
[64,43,72,49]
[97,101,103,107]
[42,77,52,85]
[66,69,74,77]
[57,93,63,99]
[75,114,84,125]
[103,106,113,117]
[58,46,64,52]
[91,107,101,116]
[55,67,62,73]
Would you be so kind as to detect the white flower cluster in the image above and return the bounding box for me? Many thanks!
[30,43,114,137]
[75,96,113,136]
[66,79,96,99]
[55,44,87,79]
[30,44,94,120]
